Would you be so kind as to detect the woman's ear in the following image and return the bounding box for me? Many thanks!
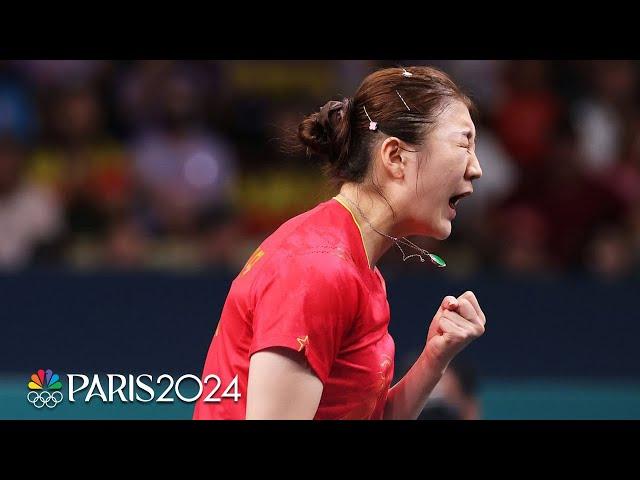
[379,137,406,180]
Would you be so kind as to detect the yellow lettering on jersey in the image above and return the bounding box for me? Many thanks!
[240,248,265,277]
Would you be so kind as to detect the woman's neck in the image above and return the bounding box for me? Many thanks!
[337,183,400,269]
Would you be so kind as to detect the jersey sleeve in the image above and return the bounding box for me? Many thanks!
[248,252,361,385]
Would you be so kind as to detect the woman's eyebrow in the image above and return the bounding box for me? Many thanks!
[457,129,476,141]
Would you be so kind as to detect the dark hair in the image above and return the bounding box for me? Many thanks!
[298,66,474,185]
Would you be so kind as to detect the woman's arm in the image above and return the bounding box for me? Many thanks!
[383,291,486,420]
[383,350,446,420]
[246,347,323,419]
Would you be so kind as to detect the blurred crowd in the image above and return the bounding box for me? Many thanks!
[1,60,639,279]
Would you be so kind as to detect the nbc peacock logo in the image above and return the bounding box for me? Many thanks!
[27,369,64,409]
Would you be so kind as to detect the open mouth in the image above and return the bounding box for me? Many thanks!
[448,191,472,210]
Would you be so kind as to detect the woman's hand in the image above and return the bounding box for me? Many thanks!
[423,291,486,373]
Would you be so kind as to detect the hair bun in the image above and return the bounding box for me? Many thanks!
[298,98,353,167]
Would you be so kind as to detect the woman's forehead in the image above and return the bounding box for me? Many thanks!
[439,100,475,135]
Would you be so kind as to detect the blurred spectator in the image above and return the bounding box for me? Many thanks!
[493,204,551,274]
[0,70,38,144]
[419,359,480,420]
[584,224,634,280]
[131,68,238,238]
[11,60,108,90]
[573,61,639,174]
[103,216,150,269]
[115,61,209,135]
[439,60,505,116]
[537,124,627,268]
[494,61,562,173]
[116,60,173,132]
[28,83,133,246]
[0,134,63,269]
[495,121,627,269]
[599,112,640,208]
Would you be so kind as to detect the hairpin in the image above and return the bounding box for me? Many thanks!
[396,90,411,111]
[363,105,377,131]
[402,68,413,78]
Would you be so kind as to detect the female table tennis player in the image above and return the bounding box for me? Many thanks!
[193,65,486,420]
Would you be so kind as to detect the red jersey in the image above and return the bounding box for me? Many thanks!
[193,197,395,420]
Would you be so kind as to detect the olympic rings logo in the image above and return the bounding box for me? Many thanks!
[27,390,64,409]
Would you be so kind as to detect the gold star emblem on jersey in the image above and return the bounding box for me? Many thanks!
[296,335,309,351]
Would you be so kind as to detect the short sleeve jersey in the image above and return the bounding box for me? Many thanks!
[193,197,394,420]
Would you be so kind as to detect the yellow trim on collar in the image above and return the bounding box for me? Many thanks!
[333,195,372,267]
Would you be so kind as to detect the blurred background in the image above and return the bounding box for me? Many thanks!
[1,60,639,419]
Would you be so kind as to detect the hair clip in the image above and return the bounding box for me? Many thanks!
[396,90,411,111]
[402,68,413,78]
[363,105,377,131]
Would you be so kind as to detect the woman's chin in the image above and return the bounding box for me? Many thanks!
[433,221,452,240]
[408,218,451,240]
[414,226,450,241]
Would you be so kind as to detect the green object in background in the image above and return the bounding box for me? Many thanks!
[480,379,640,420]
[2,375,640,419]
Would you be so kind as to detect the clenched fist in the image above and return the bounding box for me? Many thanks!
[423,291,486,372]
